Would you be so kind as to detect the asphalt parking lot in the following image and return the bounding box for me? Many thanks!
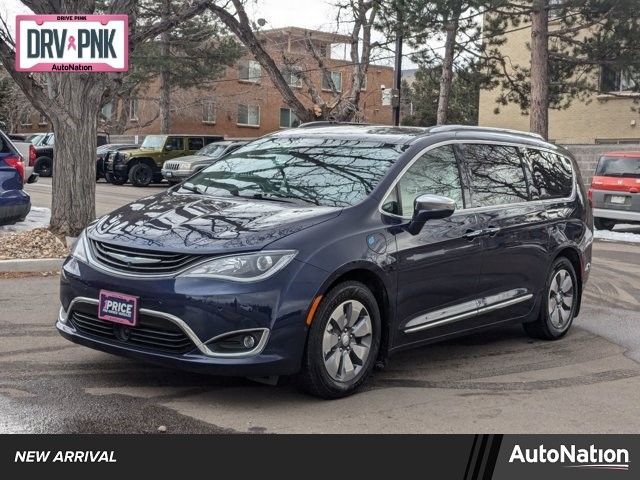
[27,177,167,215]
[0,179,638,433]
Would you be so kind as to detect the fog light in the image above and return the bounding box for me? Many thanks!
[242,335,256,349]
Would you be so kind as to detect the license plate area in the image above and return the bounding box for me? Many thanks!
[608,195,628,205]
[98,290,139,326]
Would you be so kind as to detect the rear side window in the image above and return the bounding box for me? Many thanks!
[188,137,204,150]
[167,137,184,150]
[387,145,464,216]
[524,149,574,199]
[460,144,529,207]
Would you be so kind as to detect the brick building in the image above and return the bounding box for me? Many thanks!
[479,17,640,144]
[15,27,394,137]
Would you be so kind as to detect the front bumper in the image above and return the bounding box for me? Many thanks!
[57,256,326,376]
[593,207,640,222]
[161,169,192,181]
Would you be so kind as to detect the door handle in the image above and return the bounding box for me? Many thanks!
[484,226,501,236]
[463,229,484,240]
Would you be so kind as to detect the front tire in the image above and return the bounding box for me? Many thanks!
[105,172,127,185]
[524,257,578,340]
[129,163,154,187]
[594,217,616,231]
[298,281,381,399]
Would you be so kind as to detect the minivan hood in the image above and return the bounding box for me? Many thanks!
[89,192,341,254]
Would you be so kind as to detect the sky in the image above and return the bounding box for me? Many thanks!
[1,0,411,68]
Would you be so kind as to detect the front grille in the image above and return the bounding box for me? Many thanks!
[89,239,203,276]
[70,309,196,354]
[164,162,181,171]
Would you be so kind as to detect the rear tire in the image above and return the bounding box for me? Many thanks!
[105,172,127,185]
[594,217,616,231]
[297,281,381,399]
[34,156,52,177]
[524,257,578,340]
[129,163,153,187]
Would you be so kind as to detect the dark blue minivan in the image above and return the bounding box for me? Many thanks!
[0,129,33,225]
[57,125,593,398]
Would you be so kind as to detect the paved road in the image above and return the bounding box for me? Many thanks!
[0,241,639,433]
[26,177,167,216]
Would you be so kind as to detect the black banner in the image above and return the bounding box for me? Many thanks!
[0,434,636,479]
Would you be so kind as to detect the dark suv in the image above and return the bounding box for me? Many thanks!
[57,125,593,398]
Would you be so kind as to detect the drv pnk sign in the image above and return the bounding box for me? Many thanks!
[16,15,128,72]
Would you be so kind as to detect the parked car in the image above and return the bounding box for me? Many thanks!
[26,133,50,146]
[34,132,110,177]
[96,143,139,180]
[588,151,640,230]
[0,129,37,225]
[57,125,592,398]
[10,136,37,180]
[104,134,224,187]
[161,140,249,185]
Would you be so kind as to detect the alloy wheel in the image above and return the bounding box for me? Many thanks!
[547,268,575,329]
[322,300,372,382]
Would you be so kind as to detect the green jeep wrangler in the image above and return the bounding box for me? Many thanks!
[104,134,223,187]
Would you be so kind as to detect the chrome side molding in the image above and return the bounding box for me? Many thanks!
[404,289,533,334]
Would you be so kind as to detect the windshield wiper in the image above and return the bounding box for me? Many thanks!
[179,183,203,195]
[243,193,316,205]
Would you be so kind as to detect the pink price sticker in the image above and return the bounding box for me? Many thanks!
[15,15,128,72]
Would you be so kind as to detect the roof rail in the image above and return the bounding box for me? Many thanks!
[428,125,545,140]
[297,121,372,129]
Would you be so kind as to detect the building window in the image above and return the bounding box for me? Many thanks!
[279,108,300,128]
[202,100,216,124]
[100,102,112,121]
[283,66,303,88]
[19,110,32,126]
[548,0,565,18]
[38,113,48,126]
[128,98,139,121]
[238,60,262,83]
[601,66,637,93]
[360,74,368,91]
[318,43,329,58]
[322,71,342,92]
[237,104,260,127]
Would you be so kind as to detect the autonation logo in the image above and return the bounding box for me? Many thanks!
[509,444,630,471]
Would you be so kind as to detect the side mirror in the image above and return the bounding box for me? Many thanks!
[407,194,456,235]
[165,145,173,151]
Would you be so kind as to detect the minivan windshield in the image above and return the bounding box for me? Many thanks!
[141,135,166,149]
[596,156,640,178]
[181,136,405,207]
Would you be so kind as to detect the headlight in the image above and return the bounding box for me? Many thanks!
[70,230,89,263]
[179,250,297,282]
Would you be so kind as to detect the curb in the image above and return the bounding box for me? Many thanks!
[0,258,64,273]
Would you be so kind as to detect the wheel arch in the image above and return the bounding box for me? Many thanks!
[552,245,583,317]
[127,156,157,172]
[311,262,393,361]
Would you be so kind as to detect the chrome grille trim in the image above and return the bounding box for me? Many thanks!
[163,162,181,170]
[58,297,271,358]
[88,239,205,277]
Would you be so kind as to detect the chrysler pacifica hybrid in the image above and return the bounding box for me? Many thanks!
[57,125,593,398]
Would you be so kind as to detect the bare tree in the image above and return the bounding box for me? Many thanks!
[0,0,212,236]
[209,0,379,122]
